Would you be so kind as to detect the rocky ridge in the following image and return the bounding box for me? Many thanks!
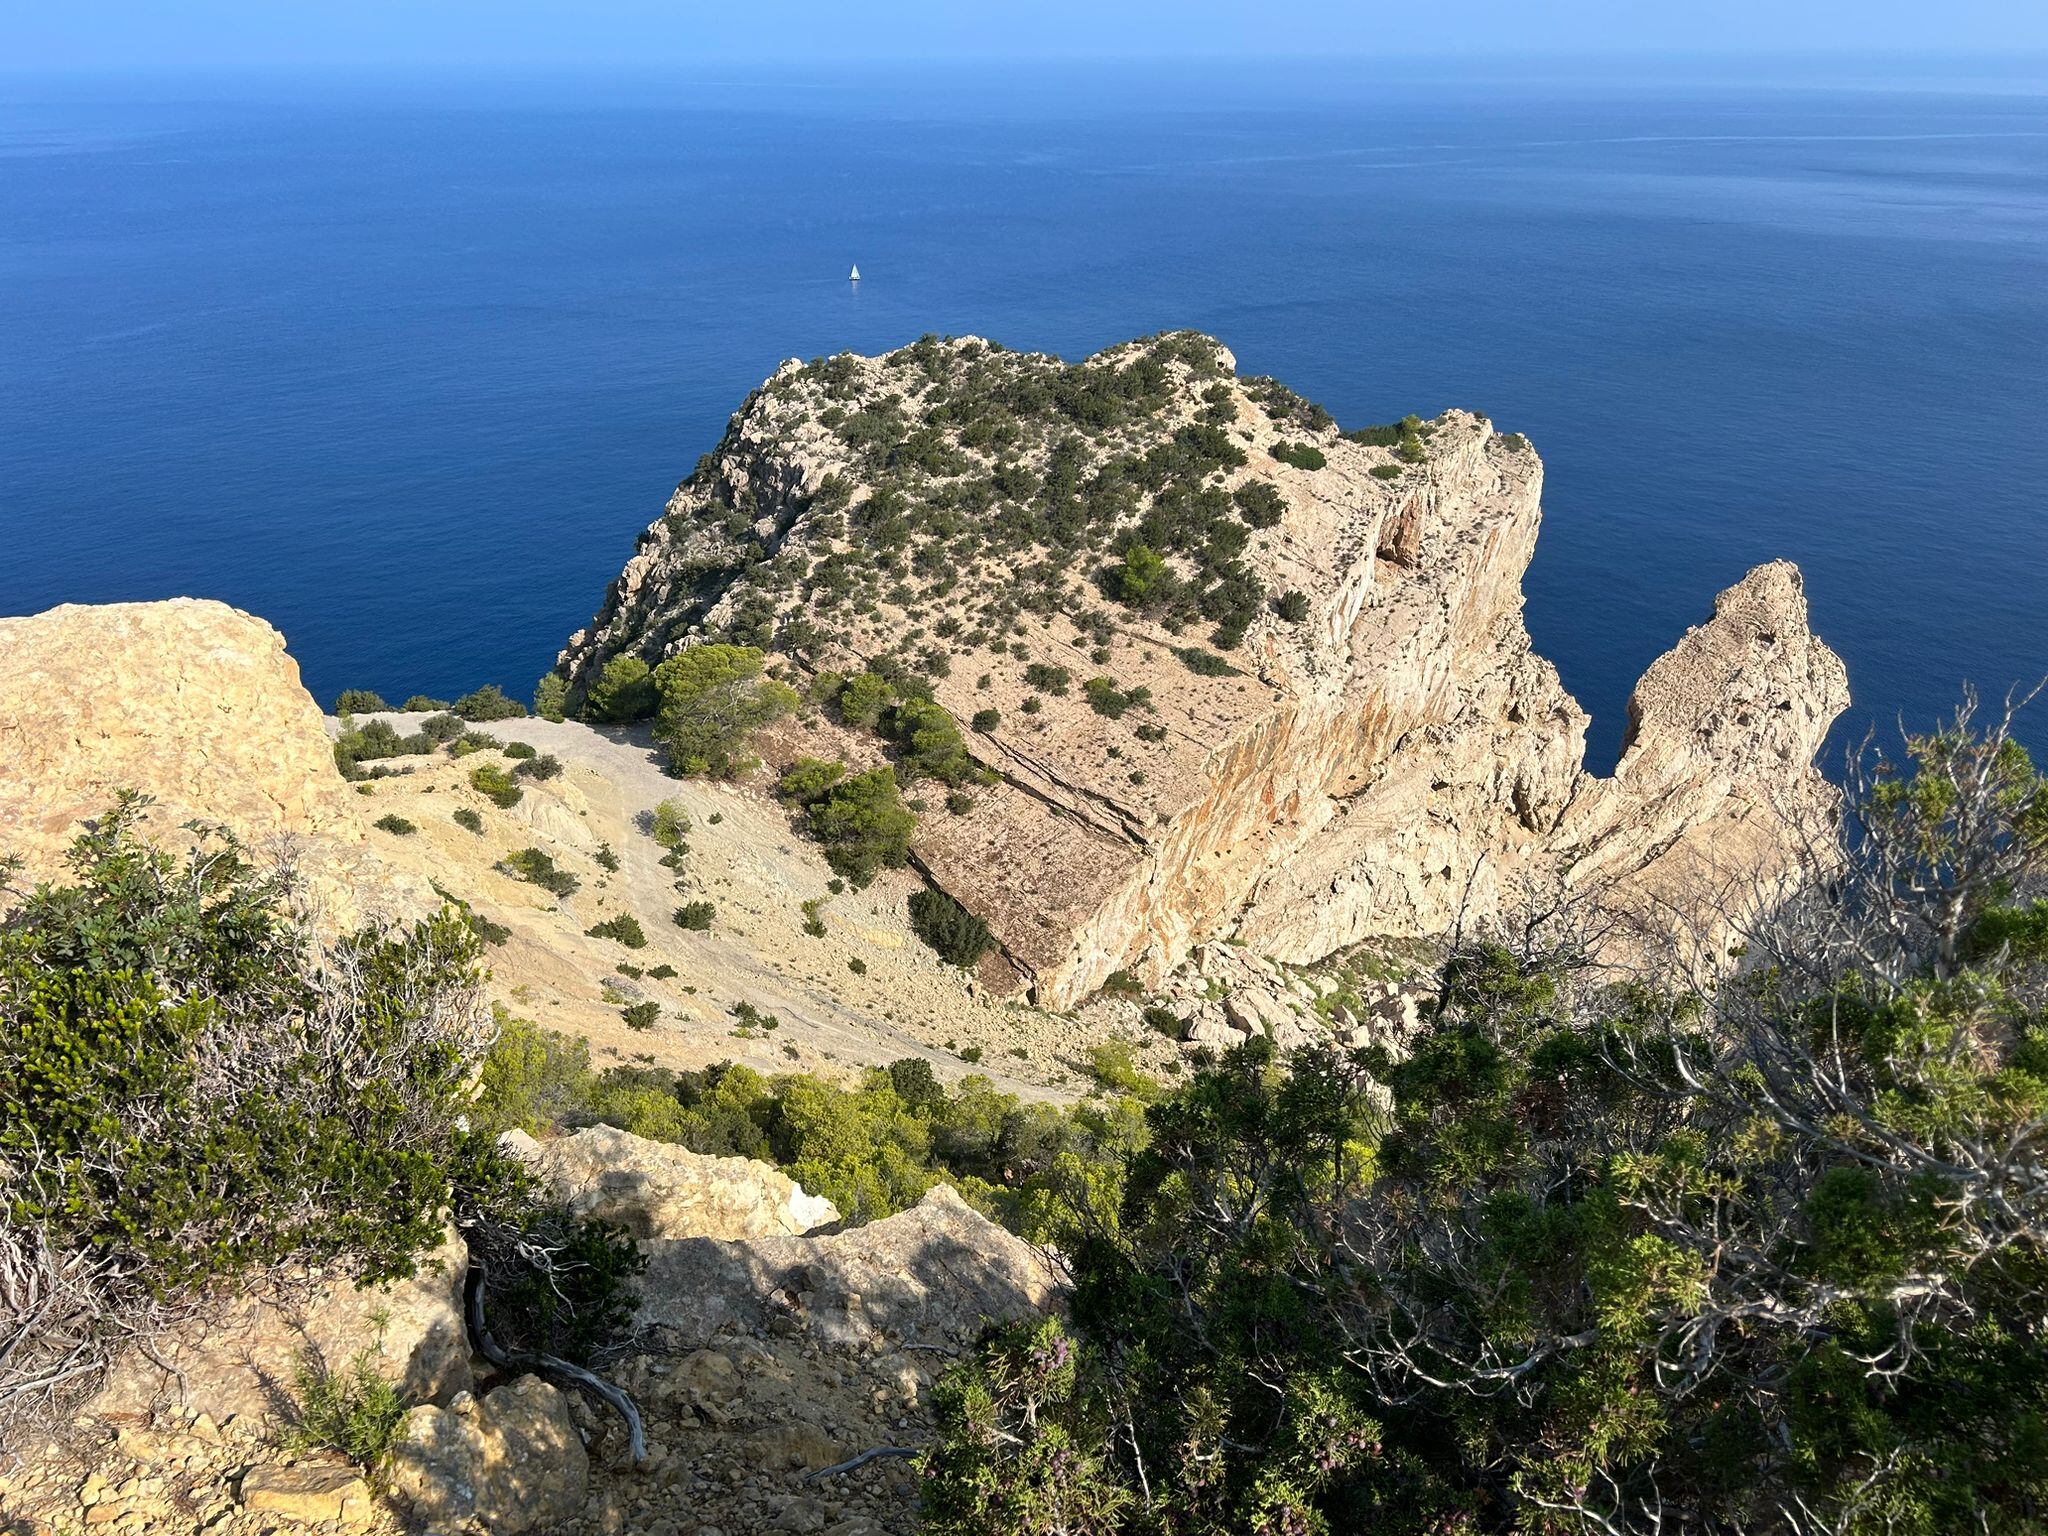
[558,332,1849,1006]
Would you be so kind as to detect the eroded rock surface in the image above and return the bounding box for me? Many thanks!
[502,1124,841,1239]
[384,1374,588,1534]
[559,334,1849,1005]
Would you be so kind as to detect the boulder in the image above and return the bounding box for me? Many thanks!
[384,1374,587,1534]
[501,1124,839,1239]
[636,1183,1059,1353]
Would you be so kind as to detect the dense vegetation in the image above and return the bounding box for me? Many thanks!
[476,1020,1144,1233]
[0,798,638,1437]
[921,708,2048,1535]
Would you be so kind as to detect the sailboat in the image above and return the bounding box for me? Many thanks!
[849,264,861,282]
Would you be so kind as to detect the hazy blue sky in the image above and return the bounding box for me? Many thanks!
[5,0,2044,72]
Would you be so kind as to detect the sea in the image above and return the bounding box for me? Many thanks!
[3,61,2045,773]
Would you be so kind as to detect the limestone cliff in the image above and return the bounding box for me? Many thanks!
[560,333,1849,1004]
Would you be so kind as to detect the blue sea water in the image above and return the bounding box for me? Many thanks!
[2,63,2045,772]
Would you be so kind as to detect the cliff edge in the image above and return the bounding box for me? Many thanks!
[559,332,1848,1002]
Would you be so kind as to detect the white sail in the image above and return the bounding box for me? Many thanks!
[849,264,861,281]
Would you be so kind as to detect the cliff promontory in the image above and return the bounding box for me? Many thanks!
[559,332,1848,1004]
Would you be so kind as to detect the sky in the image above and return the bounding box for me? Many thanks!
[4,0,2045,73]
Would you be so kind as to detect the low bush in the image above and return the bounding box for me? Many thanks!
[971,707,1001,732]
[1083,677,1151,720]
[594,843,620,873]
[1023,662,1073,696]
[1174,646,1238,677]
[1276,589,1311,622]
[619,1001,659,1030]
[585,914,648,949]
[452,807,484,834]
[504,741,537,761]
[672,901,715,931]
[514,753,562,782]
[286,1351,405,1463]
[453,685,528,722]
[400,695,450,712]
[1272,440,1327,471]
[650,799,691,851]
[333,689,388,714]
[372,813,417,836]
[1369,463,1404,481]
[469,763,523,809]
[498,847,577,898]
[1232,480,1287,529]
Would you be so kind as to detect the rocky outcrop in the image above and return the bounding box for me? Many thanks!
[89,1231,473,1428]
[384,1374,588,1534]
[560,335,1849,1005]
[501,1124,841,1239]
[0,597,433,929]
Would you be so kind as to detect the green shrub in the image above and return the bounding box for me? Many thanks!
[777,757,847,805]
[585,914,648,949]
[847,956,868,975]
[286,1351,406,1464]
[400,695,450,712]
[1081,1040,1159,1100]
[1272,440,1327,471]
[886,698,975,784]
[650,799,691,851]
[651,644,799,777]
[503,740,537,761]
[452,808,484,834]
[514,753,562,782]
[1276,589,1311,622]
[498,847,577,898]
[1174,646,1238,677]
[449,731,502,758]
[333,689,388,714]
[909,888,991,968]
[834,670,896,730]
[0,800,504,1426]
[453,685,528,722]
[1232,480,1287,529]
[1369,463,1404,481]
[417,712,466,744]
[1104,543,1176,610]
[372,813,417,836]
[584,655,659,723]
[1082,677,1150,719]
[672,901,715,931]
[1023,662,1072,696]
[474,1011,594,1138]
[469,763,522,809]
[533,673,569,722]
[971,707,1001,733]
[620,1001,660,1030]
[594,843,620,873]
[801,898,828,938]
[1140,1003,1182,1036]
[798,767,917,887]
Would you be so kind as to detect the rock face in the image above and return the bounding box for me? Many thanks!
[502,1124,842,1239]
[384,1374,588,1534]
[559,334,1849,1004]
[0,597,432,929]
[0,600,354,865]
[89,1232,474,1427]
